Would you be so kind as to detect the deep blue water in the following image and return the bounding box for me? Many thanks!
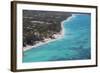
[23,14,91,62]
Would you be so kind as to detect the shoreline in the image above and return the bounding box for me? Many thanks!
[23,33,63,51]
[23,15,73,51]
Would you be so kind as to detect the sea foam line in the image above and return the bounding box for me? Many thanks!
[61,14,76,37]
[23,33,63,51]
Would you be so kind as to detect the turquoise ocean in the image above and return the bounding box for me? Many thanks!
[23,14,91,62]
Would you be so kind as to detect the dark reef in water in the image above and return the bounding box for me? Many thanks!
[23,10,72,47]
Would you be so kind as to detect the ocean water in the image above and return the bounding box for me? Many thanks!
[23,14,91,62]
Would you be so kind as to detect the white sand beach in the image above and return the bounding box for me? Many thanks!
[23,33,63,51]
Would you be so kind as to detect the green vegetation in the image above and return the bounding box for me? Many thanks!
[23,10,72,47]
